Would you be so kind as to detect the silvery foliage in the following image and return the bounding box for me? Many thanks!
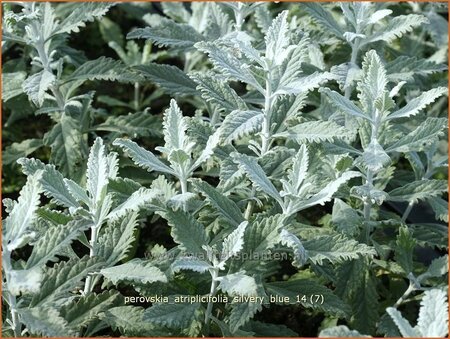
[2,2,448,337]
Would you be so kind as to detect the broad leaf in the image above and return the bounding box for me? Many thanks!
[304,234,376,264]
[26,219,90,269]
[193,180,244,227]
[232,153,283,206]
[387,179,447,203]
[134,63,198,96]
[165,209,208,255]
[113,138,175,175]
[143,302,202,328]
[416,289,448,337]
[217,272,257,296]
[22,70,55,106]
[219,110,264,144]
[221,221,248,263]
[386,87,447,121]
[128,19,204,48]
[100,259,167,285]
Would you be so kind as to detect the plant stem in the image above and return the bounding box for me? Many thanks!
[204,269,219,327]
[393,282,415,308]
[30,20,66,111]
[401,201,414,223]
[3,250,21,337]
[234,5,244,31]
[344,39,360,99]
[244,187,257,220]
[244,71,273,219]
[8,295,21,337]
[402,166,434,223]
[134,82,140,111]
[84,225,99,294]
[180,178,188,195]
[364,169,373,242]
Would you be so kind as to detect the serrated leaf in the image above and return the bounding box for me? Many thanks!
[108,187,158,221]
[358,50,388,114]
[366,14,428,44]
[276,72,333,96]
[279,229,308,268]
[22,70,55,107]
[143,302,201,328]
[320,88,371,121]
[232,153,283,206]
[95,111,162,138]
[246,321,298,337]
[285,120,350,143]
[3,138,44,165]
[242,215,284,256]
[387,179,447,203]
[319,325,370,337]
[361,139,391,172]
[26,219,90,269]
[171,257,212,273]
[254,5,272,33]
[113,138,175,175]
[100,259,167,285]
[60,290,122,329]
[394,226,416,274]
[386,117,447,153]
[303,3,344,37]
[128,19,204,48]
[303,234,376,264]
[134,63,198,96]
[43,113,83,178]
[18,158,79,209]
[20,307,74,337]
[221,221,248,263]
[2,71,27,102]
[53,2,113,35]
[192,129,221,170]
[193,180,244,227]
[289,171,361,213]
[163,99,188,152]
[86,137,108,204]
[217,272,257,296]
[265,11,289,61]
[100,306,166,337]
[386,308,420,337]
[265,279,350,317]
[228,300,263,334]
[8,268,42,295]
[192,73,247,112]
[276,37,310,88]
[386,87,447,121]
[195,41,263,92]
[99,16,124,46]
[418,255,448,283]
[97,211,139,265]
[165,209,208,255]
[428,197,448,223]
[332,198,362,237]
[386,56,447,82]
[3,173,42,247]
[416,289,448,337]
[30,256,102,307]
[220,110,263,144]
[63,57,138,86]
[336,258,379,333]
[161,2,191,22]
[64,178,90,206]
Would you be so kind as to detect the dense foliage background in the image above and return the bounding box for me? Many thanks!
[2,2,449,338]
